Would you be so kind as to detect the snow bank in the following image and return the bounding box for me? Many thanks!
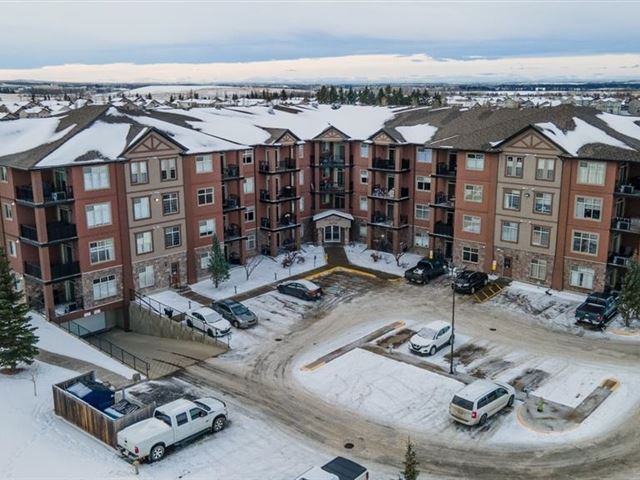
[396,123,438,143]
[344,243,423,276]
[0,117,73,157]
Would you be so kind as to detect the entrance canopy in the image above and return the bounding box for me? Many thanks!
[313,210,353,245]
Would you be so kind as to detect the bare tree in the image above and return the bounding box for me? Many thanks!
[394,242,408,267]
[243,254,264,280]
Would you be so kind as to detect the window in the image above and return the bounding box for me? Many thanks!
[176,413,188,427]
[86,202,112,227]
[7,239,16,257]
[533,192,552,214]
[135,231,153,254]
[130,161,148,184]
[416,147,432,163]
[531,225,551,248]
[137,265,154,289]
[572,231,598,255]
[570,265,595,289]
[299,170,304,186]
[247,233,256,251]
[463,215,481,233]
[89,239,114,264]
[244,206,255,223]
[360,143,370,158]
[83,165,109,191]
[577,161,605,185]
[0,166,7,182]
[242,150,253,165]
[3,203,12,221]
[416,176,431,192]
[132,197,150,220]
[501,221,519,242]
[536,158,555,181]
[160,158,177,181]
[199,219,215,238]
[462,246,479,263]
[299,197,304,212]
[415,231,429,247]
[503,190,521,211]
[200,252,210,270]
[165,225,181,248]
[466,153,485,171]
[575,196,602,220]
[195,155,213,173]
[359,224,367,238]
[297,144,304,158]
[93,275,117,301]
[416,204,430,220]
[162,192,179,215]
[505,156,523,177]
[243,177,254,194]
[197,187,214,205]
[529,259,547,280]
[464,184,483,202]
[359,196,368,211]
[360,169,368,184]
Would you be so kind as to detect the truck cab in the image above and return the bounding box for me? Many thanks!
[404,257,446,284]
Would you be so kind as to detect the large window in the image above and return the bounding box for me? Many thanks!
[199,252,210,270]
[505,155,523,178]
[533,192,553,214]
[93,275,117,301]
[462,246,479,263]
[195,155,213,173]
[575,196,602,220]
[529,259,547,280]
[199,219,215,237]
[360,143,370,158]
[465,153,485,171]
[464,184,483,202]
[501,221,519,243]
[463,215,481,233]
[83,165,109,191]
[415,204,430,220]
[572,231,598,255]
[531,225,551,248]
[130,161,148,184]
[135,231,153,254]
[164,225,181,248]
[577,160,605,185]
[86,202,112,228]
[360,169,368,184]
[416,176,431,192]
[137,265,154,289]
[359,196,368,211]
[0,166,7,182]
[132,196,151,220]
[160,158,177,181]
[162,192,179,215]
[570,265,594,289]
[536,158,555,181]
[243,177,254,194]
[247,233,256,251]
[244,206,255,222]
[3,203,12,221]
[89,239,114,264]
[503,189,521,211]
[197,187,214,205]
[242,150,253,165]
[415,231,429,247]
[416,147,432,163]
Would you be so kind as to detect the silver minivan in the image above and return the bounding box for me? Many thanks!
[449,379,516,426]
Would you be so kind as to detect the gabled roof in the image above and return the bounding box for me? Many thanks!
[312,125,351,140]
[368,127,404,143]
[261,127,300,145]
[312,209,354,222]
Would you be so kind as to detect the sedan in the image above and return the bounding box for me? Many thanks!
[453,270,489,294]
[277,280,323,301]
[185,307,232,337]
[211,299,258,329]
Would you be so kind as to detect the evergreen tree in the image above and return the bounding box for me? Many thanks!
[0,248,38,373]
[376,88,385,106]
[317,85,328,104]
[207,235,230,288]
[619,256,640,327]
[401,437,419,480]
[329,86,338,103]
[280,89,288,101]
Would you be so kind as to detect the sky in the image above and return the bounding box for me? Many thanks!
[1,1,639,83]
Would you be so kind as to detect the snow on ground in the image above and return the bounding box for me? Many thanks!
[145,289,203,313]
[30,312,138,379]
[190,244,326,301]
[344,243,423,276]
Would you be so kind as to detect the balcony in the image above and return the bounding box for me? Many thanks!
[433,162,457,178]
[24,261,80,282]
[260,214,298,231]
[20,222,77,245]
[368,185,410,201]
[369,157,411,172]
[54,297,84,318]
[614,179,640,197]
[317,152,346,167]
[222,164,242,180]
[429,192,456,209]
[432,222,454,238]
[223,224,246,242]
[259,186,299,203]
[319,182,347,194]
[223,195,242,212]
[611,217,640,234]
[15,183,74,207]
[368,212,409,229]
[258,158,298,174]
[608,250,634,268]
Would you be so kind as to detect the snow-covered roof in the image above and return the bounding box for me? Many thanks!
[312,209,354,222]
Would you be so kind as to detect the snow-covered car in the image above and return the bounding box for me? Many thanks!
[185,307,231,337]
[211,299,258,328]
[408,320,453,356]
[449,380,516,426]
[296,456,369,480]
[117,397,228,462]
[277,279,323,301]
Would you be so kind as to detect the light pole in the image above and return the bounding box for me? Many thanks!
[449,263,456,375]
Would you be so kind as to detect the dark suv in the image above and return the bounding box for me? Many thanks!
[453,270,489,294]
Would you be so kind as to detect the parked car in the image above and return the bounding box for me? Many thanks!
[296,456,369,480]
[449,380,515,426]
[575,292,619,328]
[453,270,488,294]
[185,307,232,337]
[404,257,447,284]
[211,299,258,329]
[408,320,453,356]
[117,397,228,462]
[277,279,323,301]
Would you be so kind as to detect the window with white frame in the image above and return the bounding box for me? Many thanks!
[501,221,519,242]
[503,190,521,210]
[7,239,16,257]
[416,147,432,163]
[297,144,304,158]
[197,187,214,205]
[93,275,117,301]
[359,196,368,211]
[529,259,547,280]
[89,239,114,264]
[465,153,485,171]
[244,206,255,222]
[86,202,112,227]
[164,225,181,248]
[160,158,177,181]
[299,170,304,186]
[200,252,210,270]
[575,196,602,220]
[536,158,555,181]
[299,197,304,212]
[137,265,154,289]
[531,225,551,247]
[132,197,150,220]
[130,161,148,184]
[83,165,109,191]
[570,265,594,289]
[242,150,253,164]
[360,143,370,158]
[416,204,430,220]
[0,166,7,182]
[195,154,213,173]
[247,233,256,251]
[360,169,368,184]
[462,215,481,233]
[572,231,598,255]
[416,176,431,192]
[199,219,215,238]
[577,160,606,185]
[3,203,12,221]
[162,192,179,215]
[462,246,479,263]
[135,231,153,254]
[243,177,255,194]
[533,192,553,214]
[505,155,523,177]
[464,184,483,202]
[415,231,429,247]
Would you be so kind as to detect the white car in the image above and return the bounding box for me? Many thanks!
[449,379,516,426]
[185,307,231,337]
[408,320,453,356]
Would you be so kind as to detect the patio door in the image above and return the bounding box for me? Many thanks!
[324,225,341,243]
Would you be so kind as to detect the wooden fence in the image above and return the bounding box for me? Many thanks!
[52,371,155,448]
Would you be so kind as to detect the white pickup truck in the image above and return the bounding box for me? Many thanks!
[117,397,228,462]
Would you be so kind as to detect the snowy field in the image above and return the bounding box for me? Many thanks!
[344,243,423,276]
[190,244,326,301]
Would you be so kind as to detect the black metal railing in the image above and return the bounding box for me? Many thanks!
[19,225,39,241]
[259,158,297,173]
[16,183,74,205]
[612,217,640,233]
[369,185,410,199]
[51,261,80,280]
[261,217,271,228]
[223,164,240,180]
[278,186,297,199]
[223,195,241,210]
[436,162,457,176]
[47,222,77,242]
[434,222,454,237]
[24,261,42,278]
[319,182,346,193]
[224,224,242,239]
[371,157,411,171]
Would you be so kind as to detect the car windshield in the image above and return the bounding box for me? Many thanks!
[417,328,437,339]
[202,313,221,323]
[231,305,249,315]
[451,396,474,411]
[193,400,211,412]
[154,411,172,426]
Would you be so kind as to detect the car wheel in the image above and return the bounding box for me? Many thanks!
[149,443,165,462]
[212,415,227,433]
[479,414,488,426]
[186,319,193,328]
[429,345,437,356]
[424,276,430,285]
[207,329,214,337]
[232,321,240,329]
[471,287,476,294]
[508,395,515,407]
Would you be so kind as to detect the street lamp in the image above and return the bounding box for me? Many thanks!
[449,263,457,375]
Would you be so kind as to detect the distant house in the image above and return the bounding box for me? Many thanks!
[628,98,640,115]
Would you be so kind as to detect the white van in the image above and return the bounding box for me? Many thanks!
[449,380,516,426]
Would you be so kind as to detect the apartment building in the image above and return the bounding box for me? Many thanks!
[0,103,639,330]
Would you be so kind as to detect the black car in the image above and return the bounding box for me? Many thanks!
[276,280,323,301]
[453,270,489,294]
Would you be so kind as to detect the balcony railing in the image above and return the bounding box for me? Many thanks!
[608,252,633,267]
[24,262,42,278]
[370,157,411,171]
[431,192,456,208]
[319,152,346,167]
[369,213,409,227]
[260,215,298,230]
[435,162,457,177]
[369,185,410,200]
[16,183,74,205]
[19,224,39,242]
[260,187,298,202]
[222,164,241,180]
[319,182,346,194]
[24,261,80,281]
[615,179,640,196]
[434,222,454,237]
[224,224,242,240]
[223,195,241,210]
[611,217,640,233]
[47,222,77,242]
[258,158,297,173]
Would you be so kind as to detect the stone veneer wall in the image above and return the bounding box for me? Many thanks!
[82,266,124,310]
[131,251,187,293]
[453,240,488,270]
[494,246,556,286]
[563,257,607,293]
